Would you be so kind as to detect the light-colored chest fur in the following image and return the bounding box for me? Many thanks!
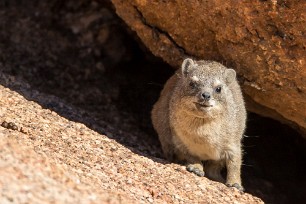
[171,111,226,161]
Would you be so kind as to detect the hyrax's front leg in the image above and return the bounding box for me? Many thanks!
[186,161,205,177]
[175,151,204,177]
[225,148,244,191]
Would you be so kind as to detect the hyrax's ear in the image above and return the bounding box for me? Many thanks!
[181,58,195,77]
[224,69,236,84]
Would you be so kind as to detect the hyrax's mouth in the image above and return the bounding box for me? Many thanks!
[194,102,214,108]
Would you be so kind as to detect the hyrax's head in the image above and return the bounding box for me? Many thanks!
[179,58,237,118]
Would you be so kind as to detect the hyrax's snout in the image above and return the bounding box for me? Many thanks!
[201,92,211,101]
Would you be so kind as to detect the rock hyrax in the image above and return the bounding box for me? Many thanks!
[151,58,246,191]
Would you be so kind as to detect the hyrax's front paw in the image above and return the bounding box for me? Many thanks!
[186,164,205,177]
[226,183,244,192]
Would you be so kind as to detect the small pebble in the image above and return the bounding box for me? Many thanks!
[12,125,18,130]
[8,122,14,128]
[1,121,18,130]
[1,121,8,128]
[7,122,18,130]
[20,127,28,134]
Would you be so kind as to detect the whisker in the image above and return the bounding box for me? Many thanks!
[242,163,254,167]
[243,134,259,138]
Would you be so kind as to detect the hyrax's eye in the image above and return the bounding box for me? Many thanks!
[215,86,222,93]
[189,82,196,88]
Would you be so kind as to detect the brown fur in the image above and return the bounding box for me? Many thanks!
[151,58,246,191]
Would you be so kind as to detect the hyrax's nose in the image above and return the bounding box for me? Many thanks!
[201,92,211,100]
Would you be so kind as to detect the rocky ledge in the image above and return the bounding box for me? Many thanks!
[0,73,263,203]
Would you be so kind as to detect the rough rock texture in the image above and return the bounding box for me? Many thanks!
[0,73,263,203]
[0,1,305,203]
[111,0,306,136]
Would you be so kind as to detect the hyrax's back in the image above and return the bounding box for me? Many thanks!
[151,58,246,191]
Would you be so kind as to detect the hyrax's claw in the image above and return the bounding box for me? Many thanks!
[226,183,244,192]
[187,165,205,177]
[194,169,205,177]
